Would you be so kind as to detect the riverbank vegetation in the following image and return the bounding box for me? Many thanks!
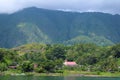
[0,43,120,77]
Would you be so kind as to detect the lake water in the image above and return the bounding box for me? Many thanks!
[0,76,120,80]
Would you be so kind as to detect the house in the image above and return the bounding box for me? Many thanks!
[63,60,77,66]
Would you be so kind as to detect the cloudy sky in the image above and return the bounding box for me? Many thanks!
[0,0,119,14]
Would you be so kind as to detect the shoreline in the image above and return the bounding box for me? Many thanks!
[1,71,120,77]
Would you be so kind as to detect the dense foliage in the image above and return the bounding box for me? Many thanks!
[0,7,120,48]
[0,43,120,73]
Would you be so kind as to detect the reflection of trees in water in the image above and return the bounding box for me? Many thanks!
[64,76,76,80]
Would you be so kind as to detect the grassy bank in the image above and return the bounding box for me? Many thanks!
[1,70,120,77]
[63,70,120,77]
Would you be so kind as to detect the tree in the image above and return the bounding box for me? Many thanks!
[0,48,7,61]
[0,63,7,71]
[43,60,56,72]
[46,45,66,60]
[99,56,118,72]
[20,61,34,72]
[109,44,120,58]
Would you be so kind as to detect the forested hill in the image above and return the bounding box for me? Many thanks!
[0,7,120,48]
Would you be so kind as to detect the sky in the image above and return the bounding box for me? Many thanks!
[0,0,119,14]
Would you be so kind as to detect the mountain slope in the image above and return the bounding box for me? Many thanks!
[0,7,120,48]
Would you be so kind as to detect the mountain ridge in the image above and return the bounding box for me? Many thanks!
[0,7,120,48]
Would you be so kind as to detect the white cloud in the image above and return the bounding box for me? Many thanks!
[0,0,119,14]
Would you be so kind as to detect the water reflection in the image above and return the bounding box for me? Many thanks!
[0,76,120,80]
[64,76,76,80]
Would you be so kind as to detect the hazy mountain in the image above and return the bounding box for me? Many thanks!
[0,7,120,48]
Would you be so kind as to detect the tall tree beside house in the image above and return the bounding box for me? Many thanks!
[46,45,66,60]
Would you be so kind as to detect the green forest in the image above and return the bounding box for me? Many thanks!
[0,43,120,76]
[0,7,120,48]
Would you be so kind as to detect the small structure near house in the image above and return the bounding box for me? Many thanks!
[63,60,77,66]
[34,64,38,69]
[9,66,17,69]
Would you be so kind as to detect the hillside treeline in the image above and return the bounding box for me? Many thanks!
[0,43,120,73]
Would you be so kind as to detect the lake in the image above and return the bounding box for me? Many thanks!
[0,76,120,80]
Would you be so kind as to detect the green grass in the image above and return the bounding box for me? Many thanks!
[62,70,120,77]
[2,70,120,77]
[99,72,120,77]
